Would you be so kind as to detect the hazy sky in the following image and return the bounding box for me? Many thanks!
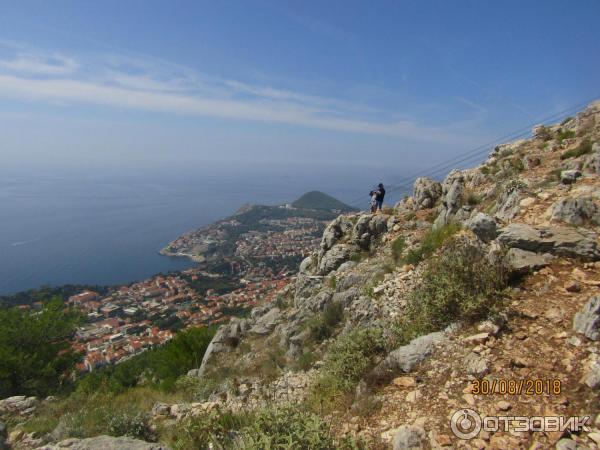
[0,0,599,172]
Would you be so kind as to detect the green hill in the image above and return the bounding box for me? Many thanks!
[291,191,357,212]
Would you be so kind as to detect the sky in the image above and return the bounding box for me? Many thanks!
[0,0,599,174]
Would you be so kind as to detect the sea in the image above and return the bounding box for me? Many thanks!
[0,163,409,295]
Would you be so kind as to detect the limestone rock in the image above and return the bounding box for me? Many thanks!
[371,332,446,380]
[573,296,600,340]
[506,248,552,273]
[433,170,465,229]
[497,223,600,261]
[318,244,358,275]
[392,425,426,450]
[464,352,489,377]
[548,196,600,226]
[465,213,498,243]
[495,188,521,222]
[249,307,282,335]
[413,177,442,209]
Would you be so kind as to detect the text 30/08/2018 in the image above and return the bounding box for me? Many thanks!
[471,379,561,396]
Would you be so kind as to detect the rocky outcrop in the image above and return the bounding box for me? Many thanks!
[249,307,282,335]
[495,186,522,222]
[318,243,358,275]
[193,317,251,377]
[315,213,388,275]
[573,296,600,340]
[548,196,600,226]
[412,177,442,209]
[38,436,169,450]
[433,170,465,229]
[497,223,600,261]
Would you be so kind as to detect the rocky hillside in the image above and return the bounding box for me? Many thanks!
[3,101,600,449]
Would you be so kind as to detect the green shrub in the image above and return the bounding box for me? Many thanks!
[536,125,553,141]
[328,275,337,290]
[394,240,508,345]
[307,301,344,342]
[561,139,593,160]
[310,328,385,411]
[479,166,490,175]
[403,223,461,265]
[510,158,525,172]
[464,191,482,206]
[167,406,365,449]
[391,236,407,264]
[556,129,576,142]
[0,298,83,398]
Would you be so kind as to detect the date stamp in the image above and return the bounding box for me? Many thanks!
[471,378,562,396]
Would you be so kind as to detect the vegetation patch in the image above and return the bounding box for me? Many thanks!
[309,327,386,412]
[556,128,576,142]
[0,298,82,398]
[561,139,593,160]
[165,405,366,449]
[391,236,407,264]
[307,301,344,342]
[393,240,508,345]
[402,223,461,265]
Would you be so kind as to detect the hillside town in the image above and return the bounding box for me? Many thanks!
[66,266,291,372]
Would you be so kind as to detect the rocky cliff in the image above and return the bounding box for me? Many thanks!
[4,101,600,449]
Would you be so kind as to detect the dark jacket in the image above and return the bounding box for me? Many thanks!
[376,187,385,202]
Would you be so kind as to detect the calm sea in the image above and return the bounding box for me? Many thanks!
[0,163,406,295]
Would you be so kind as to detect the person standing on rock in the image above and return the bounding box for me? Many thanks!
[375,183,385,211]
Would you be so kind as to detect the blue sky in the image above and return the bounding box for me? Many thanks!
[0,0,599,172]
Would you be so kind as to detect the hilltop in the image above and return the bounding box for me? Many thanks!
[3,102,600,449]
[291,190,358,212]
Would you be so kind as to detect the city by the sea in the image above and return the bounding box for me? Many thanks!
[0,162,408,295]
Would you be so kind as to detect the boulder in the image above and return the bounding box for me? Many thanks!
[370,332,446,380]
[497,223,600,261]
[412,177,442,209]
[506,248,552,273]
[465,213,498,243]
[391,425,426,450]
[42,436,169,450]
[548,196,600,226]
[560,169,582,184]
[573,296,600,340]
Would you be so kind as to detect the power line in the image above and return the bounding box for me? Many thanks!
[347,96,597,209]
